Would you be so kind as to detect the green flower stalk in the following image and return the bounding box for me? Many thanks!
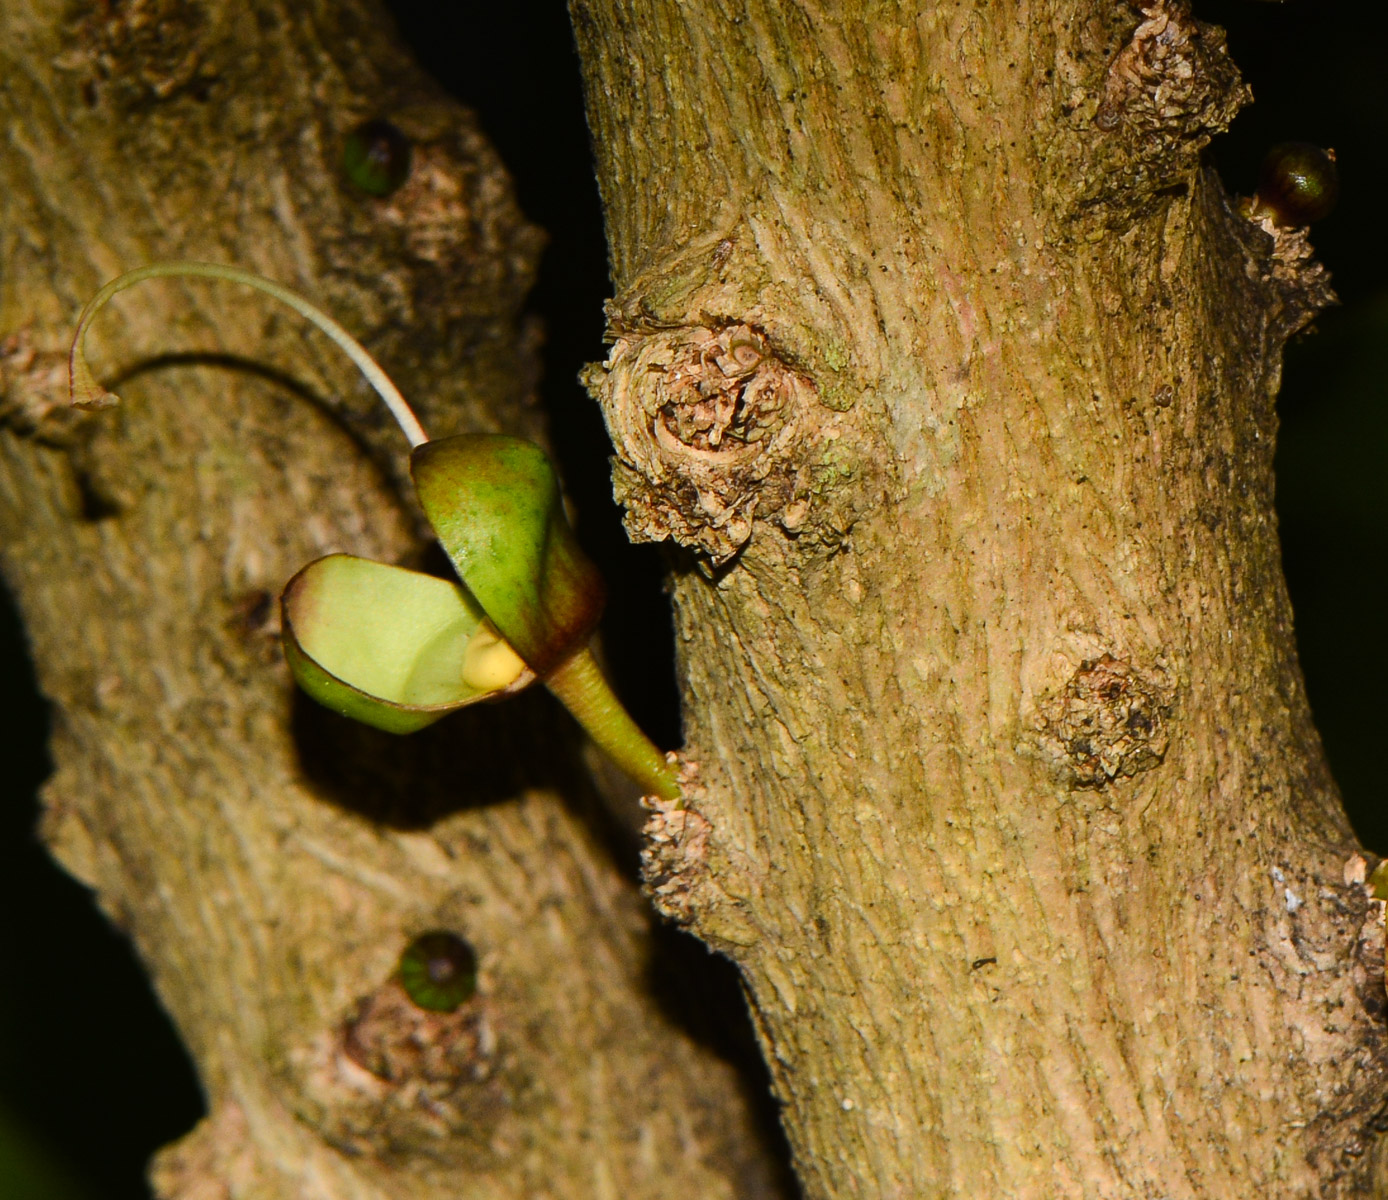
[70,261,680,801]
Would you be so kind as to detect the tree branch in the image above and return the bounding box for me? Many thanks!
[573,0,1388,1194]
[0,0,784,1195]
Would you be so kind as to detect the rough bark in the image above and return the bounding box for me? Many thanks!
[0,1,783,1197]
[574,1,1388,1197]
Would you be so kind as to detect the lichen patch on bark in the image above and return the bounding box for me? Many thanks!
[586,320,847,564]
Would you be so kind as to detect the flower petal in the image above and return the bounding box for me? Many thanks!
[410,434,605,675]
[281,554,530,734]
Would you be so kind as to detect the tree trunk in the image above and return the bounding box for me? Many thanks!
[0,1,783,1196]
[573,1,1388,1196]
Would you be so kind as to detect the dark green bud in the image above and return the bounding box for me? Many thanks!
[398,931,478,1012]
[343,119,412,198]
[1253,142,1339,227]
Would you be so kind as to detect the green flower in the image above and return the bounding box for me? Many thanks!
[71,262,679,800]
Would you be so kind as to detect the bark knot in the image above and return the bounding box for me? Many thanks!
[1243,210,1339,342]
[641,794,715,927]
[1351,855,1388,1024]
[587,321,838,564]
[342,978,494,1091]
[639,763,759,949]
[1036,654,1175,787]
[71,0,214,107]
[1074,0,1248,230]
[297,976,507,1161]
[0,329,92,444]
[1095,0,1247,138]
[367,135,543,297]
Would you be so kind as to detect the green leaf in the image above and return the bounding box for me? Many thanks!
[281,554,528,734]
[410,434,606,676]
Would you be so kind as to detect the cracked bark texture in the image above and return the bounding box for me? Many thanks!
[0,1,786,1197]
[575,1,1388,1197]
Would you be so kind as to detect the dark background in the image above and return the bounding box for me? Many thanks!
[3,1,1385,1194]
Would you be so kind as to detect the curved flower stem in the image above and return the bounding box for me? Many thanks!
[68,261,429,448]
[545,647,681,801]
